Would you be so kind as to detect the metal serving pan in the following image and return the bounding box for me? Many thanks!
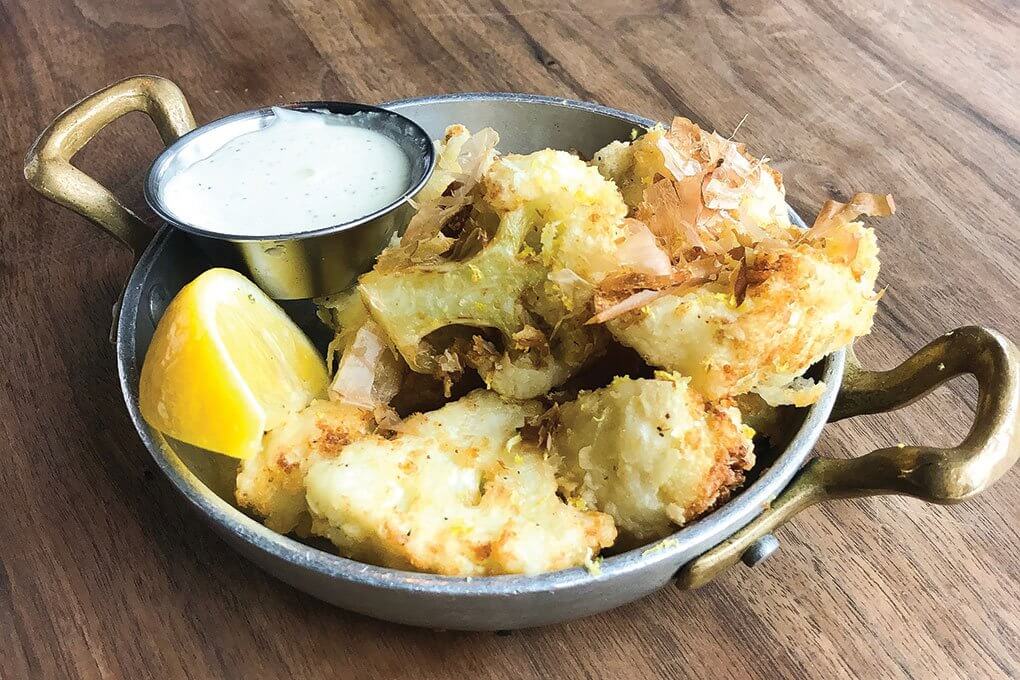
[25,76,1020,630]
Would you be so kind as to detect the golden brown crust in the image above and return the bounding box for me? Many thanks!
[235,400,374,535]
[303,390,616,576]
[552,376,755,543]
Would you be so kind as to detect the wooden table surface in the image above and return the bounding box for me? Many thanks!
[2,1,1018,678]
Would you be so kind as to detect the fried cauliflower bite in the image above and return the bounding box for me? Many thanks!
[551,376,754,544]
[483,149,629,283]
[609,225,880,402]
[235,399,375,535]
[593,118,789,231]
[359,208,582,399]
[589,118,891,405]
[357,137,633,399]
[360,208,541,366]
[303,390,616,575]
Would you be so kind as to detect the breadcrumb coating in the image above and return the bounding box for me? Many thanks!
[591,118,886,403]
[609,226,880,400]
[235,400,374,535]
[552,376,754,543]
[304,390,616,575]
[357,136,626,399]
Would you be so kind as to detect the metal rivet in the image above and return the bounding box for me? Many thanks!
[741,534,780,567]
[148,284,168,325]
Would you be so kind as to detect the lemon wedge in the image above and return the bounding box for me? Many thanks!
[139,268,328,459]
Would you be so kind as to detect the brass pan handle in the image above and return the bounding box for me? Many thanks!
[24,75,195,256]
[678,325,1020,589]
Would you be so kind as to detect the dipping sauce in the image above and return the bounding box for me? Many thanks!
[161,107,413,236]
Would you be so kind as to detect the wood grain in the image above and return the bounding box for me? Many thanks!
[1,0,1018,678]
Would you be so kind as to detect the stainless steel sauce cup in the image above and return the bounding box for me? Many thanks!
[144,101,435,299]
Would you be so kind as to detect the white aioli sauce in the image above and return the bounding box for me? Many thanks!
[162,107,413,235]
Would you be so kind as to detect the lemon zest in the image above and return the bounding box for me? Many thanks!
[641,537,679,556]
